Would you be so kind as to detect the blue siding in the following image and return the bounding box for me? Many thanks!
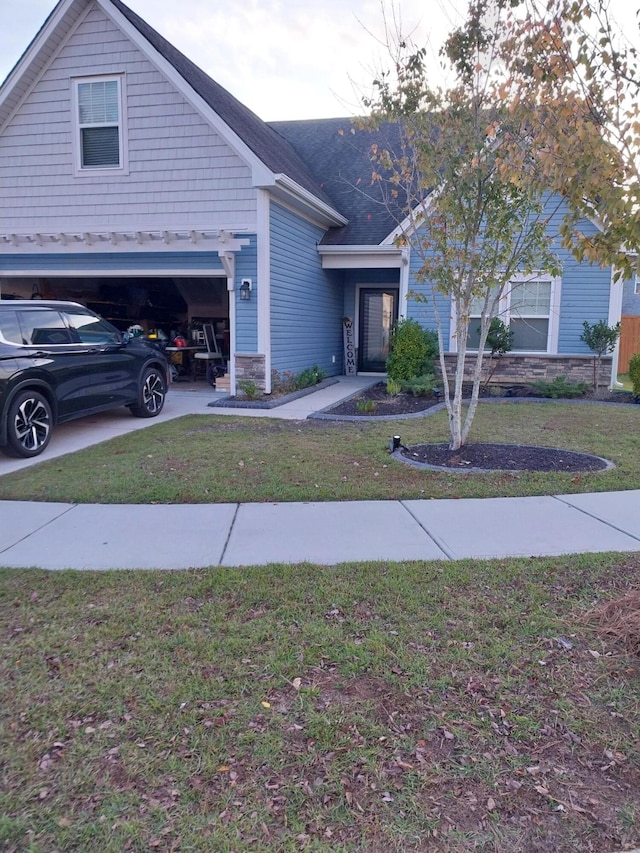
[405,198,613,352]
[270,203,343,376]
[622,275,640,315]
[546,206,612,353]
[0,252,225,272]
[234,236,258,352]
[407,248,451,342]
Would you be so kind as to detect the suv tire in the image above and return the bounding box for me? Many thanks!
[5,390,53,458]
[129,367,167,418]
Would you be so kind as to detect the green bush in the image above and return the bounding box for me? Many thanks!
[387,319,438,382]
[237,379,260,400]
[533,376,589,399]
[386,377,403,396]
[271,365,326,394]
[401,373,438,397]
[629,353,640,399]
[295,365,326,389]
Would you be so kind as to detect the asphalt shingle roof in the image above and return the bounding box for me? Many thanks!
[269,118,406,245]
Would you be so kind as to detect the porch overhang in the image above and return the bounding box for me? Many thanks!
[319,245,407,270]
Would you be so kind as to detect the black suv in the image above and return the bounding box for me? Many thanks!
[0,300,169,458]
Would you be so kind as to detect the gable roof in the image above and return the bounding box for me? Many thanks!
[270,118,408,246]
[107,0,339,211]
[0,0,344,224]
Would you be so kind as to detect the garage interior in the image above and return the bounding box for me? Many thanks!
[0,275,230,381]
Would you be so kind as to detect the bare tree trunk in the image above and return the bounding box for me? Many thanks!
[461,317,492,446]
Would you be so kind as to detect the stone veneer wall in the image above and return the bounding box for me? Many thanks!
[235,353,266,390]
[440,354,612,385]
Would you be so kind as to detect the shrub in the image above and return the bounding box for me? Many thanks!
[533,376,589,399]
[580,320,621,394]
[481,317,514,387]
[271,365,326,394]
[401,373,438,397]
[629,353,640,399]
[386,377,403,396]
[237,379,260,400]
[387,319,438,382]
[356,400,376,413]
[296,365,326,389]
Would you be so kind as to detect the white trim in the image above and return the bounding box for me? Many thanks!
[0,229,250,255]
[398,247,410,319]
[269,174,346,228]
[608,265,625,386]
[319,245,404,270]
[257,189,271,393]
[71,73,129,175]
[227,268,237,396]
[0,0,78,127]
[268,194,336,232]
[380,196,435,247]
[0,268,228,278]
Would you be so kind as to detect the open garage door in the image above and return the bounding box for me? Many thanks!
[0,275,230,358]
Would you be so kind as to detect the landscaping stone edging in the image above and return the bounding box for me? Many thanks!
[391,445,616,474]
[309,394,640,422]
[207,377,339,409]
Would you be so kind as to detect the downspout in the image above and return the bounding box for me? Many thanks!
[257,190,272,393]
[608,265,624,388]
[220,251,236,395]
[398,247,410,319]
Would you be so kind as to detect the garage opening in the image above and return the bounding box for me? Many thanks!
[0,275,230,376]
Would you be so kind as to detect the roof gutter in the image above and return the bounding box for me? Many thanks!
[267,174,347,228]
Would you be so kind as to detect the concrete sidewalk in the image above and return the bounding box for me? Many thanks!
[1,490,640,570]
[1,375,639,570]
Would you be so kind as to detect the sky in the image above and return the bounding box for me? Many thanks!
[0,0,638,122]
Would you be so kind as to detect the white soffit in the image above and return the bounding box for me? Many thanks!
[319,246,404,269]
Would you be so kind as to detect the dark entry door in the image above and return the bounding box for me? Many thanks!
[358,288,398,372]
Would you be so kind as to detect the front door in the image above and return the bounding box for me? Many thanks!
[358,288,398,372]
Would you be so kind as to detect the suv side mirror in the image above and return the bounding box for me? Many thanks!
[121,331,132,345]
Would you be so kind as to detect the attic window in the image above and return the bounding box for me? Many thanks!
[73,76,127,171]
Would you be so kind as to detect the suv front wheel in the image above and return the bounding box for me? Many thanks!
[129,367,167,418]
[5,390,53,458]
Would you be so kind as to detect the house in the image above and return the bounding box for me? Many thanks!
[619,274,640,374]
[0,0,622,394]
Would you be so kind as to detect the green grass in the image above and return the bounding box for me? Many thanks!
[0,402,639,504]
[1,554,639,852]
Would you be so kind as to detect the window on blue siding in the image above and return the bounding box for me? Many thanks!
[74,77,124,170]
[467,279,553,352]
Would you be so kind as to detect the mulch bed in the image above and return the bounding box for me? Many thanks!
[400,441,611,472]
[324,382,632,472]
[325,381,636,418]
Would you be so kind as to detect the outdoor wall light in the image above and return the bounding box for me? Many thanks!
[239,278,252,301]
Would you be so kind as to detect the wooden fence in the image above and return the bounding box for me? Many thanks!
[619,315,640,373]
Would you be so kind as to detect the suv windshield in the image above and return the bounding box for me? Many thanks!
[63,310,122,344]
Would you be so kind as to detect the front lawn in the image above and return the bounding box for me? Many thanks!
[1,555,638,852]
[0,402,638,504]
